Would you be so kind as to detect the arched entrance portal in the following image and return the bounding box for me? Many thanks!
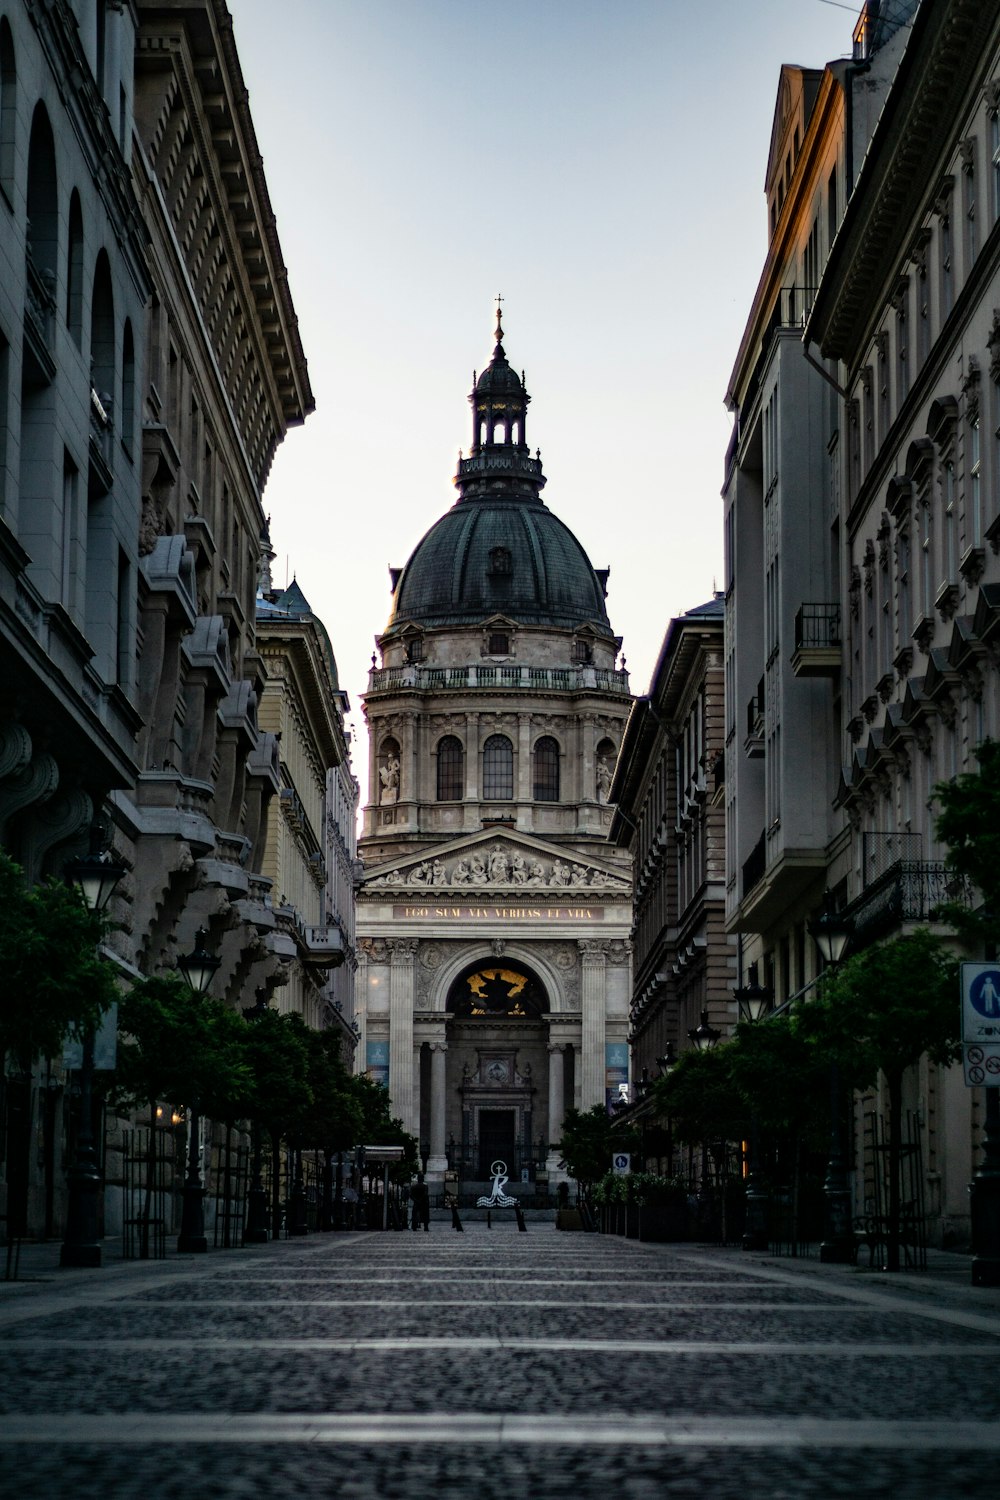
[442,958,551,1184]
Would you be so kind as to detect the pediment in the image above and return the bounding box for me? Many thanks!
[359,828,630,898]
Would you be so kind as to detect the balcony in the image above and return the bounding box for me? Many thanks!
[367,663,630,696]
[744,676,765,758]
[843,861,970,946]
[742,829,766,899]
[303,924,346,968]
[792,603,841,678]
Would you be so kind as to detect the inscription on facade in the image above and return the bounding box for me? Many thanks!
[393,904,606,921]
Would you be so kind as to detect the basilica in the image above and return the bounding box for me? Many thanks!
[356,313,634,1191]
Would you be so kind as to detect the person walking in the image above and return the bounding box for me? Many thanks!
[411,1173,430,1232]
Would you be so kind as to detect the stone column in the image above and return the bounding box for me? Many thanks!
[387,939,417,1133]
[464,711,480,828]
[579,940,609,1109]
[427,1042,449,1178]
[546,1043,565,1172]
[354,946,368,1072]
[517,713,532,802]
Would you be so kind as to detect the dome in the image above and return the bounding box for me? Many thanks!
[383,309,613,637]
[475,349,523,397]
[386,496,612,633]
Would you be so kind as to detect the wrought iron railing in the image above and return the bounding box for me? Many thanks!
[845,860,969,944]
[794,602,841,651]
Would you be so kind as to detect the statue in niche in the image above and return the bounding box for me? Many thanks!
[596,757,613,803]
[511,852,527,885]
[452,859,471,885]
[379,753,400,804]
[489,846,510,884]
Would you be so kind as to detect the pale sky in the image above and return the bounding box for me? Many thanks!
[233,0,860,799]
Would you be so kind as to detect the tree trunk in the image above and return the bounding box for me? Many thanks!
[886,1071,903,1273]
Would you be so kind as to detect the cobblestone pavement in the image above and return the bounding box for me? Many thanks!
[2,1227,1000,1498]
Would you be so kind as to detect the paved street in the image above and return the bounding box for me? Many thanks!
[2,1226,1000,1498]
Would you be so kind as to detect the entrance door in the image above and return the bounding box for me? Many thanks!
[478,1109,517,1180]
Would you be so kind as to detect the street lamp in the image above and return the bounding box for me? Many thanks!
[176,928,220,1254]
[240,995,271,1244]
[810,894,854,1265]
[735,979,774,1253]
[61,846,126,1269]
[688,1010,721,1051]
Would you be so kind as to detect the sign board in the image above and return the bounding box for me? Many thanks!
[612,1153,631,1175]
[962,1043,1000,1087]
[960,963,1000,1044]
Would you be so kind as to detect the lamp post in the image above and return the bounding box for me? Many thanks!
[811,896,854,1265]
[240,995,270,1244]
[61,847,126,1269]
[735,980,773,1253]
[176,928,220,1254]
[687,1010,721,1231]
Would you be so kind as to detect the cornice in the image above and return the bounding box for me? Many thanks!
[809,0,1000,362]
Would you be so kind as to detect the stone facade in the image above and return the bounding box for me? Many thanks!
[358,315,633,1187]
[609,597,733,1091]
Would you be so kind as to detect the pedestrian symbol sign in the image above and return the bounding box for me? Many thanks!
[961,963,1000,1043]
[612,1153,631,1175]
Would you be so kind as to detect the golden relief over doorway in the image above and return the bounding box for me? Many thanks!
[467,967,528,1016]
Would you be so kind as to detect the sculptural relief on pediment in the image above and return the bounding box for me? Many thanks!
[361,840,630,897]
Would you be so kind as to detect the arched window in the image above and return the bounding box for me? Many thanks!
[482,734,513,800]
[26,103,58,278]
[436,736,464,801]
[0,19,15,201]
[66,190,83,343]
[121,318,135,455]
[90,249,115,420]
[533,737,560,802]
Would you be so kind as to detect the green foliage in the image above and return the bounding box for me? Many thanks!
[728,1016,828,1145]
[283,1016,363,1151]
[629,1172,689,1207]
[115,973,253,1119]
[933,738,1000,940]
[592,1170,629,1206]
[652,1045,749,1145]
[0,852,119,1064]
[796,929,960,1090]
[555,1103,631,1187]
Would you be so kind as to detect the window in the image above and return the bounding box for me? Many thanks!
[970,414,982,547]
[827,165,837,249]
[943,456,956,582]
[992,109,1000,223]
[483,735,513,800]
[121,319,135,456]
[436,736,464,801]
[66,191,83,342]
[488,547,511,575]
[533,737,560,802]
[940,209,953,318]
[964,146,978,267]
[0,19,15,203]
[487,632,509,655]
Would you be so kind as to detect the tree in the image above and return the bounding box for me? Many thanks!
[797,930,959,1270]
[652,1045,748,1148]
[0,853,120,1065]
[555,1104,631,1200]
[115,973,253,1122]
[728,1017,828,1146]
[934,737,1000,942]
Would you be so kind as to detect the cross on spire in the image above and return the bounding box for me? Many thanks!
[494,293,504,346]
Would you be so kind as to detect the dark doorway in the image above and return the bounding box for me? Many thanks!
[478,1109,517,1179]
